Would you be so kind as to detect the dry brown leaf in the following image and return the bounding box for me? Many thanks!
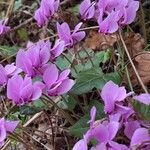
[85,30,118,51]
[128,52,150,86]
[125,32,146,57]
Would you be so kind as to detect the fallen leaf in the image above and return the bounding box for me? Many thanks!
[128,52,150,86]
[85,30,118,51]
[124,32,146,57]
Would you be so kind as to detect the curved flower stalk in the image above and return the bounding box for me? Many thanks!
[42,64,75,96]
[34,0,60,27]
[7,75,42,105]
[0,118,19,148]
[0,19,10,35]
[0,63,22,87]
[57,22,86,46]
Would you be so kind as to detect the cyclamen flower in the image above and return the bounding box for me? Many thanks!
[16,40,51,77]
[57,22,86,46]
[73,106,129,150]
[101,81,133,113]
[0,19,10,35]
[80,0,95,20]
[0,118,19,148]
[97,0,139,33]
[43,64,74,96]
[34,0,60,27]
[0,63,21,87]
[7,75,42,105]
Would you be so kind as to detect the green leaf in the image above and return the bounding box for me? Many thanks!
[96,49,111,63]
[68,4,80,15]
[0,45,18,57]
[19,105,41,116]
[57,96,77,110]
[71,67,121,95]
[69,114,89,138]
[17,28,29,41]
[56,53,71,70]
[88,100,105,118]
[33,99,47,109]
[133,100,150,121]
[13,0,22,12]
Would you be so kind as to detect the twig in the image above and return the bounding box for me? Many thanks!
[5,0,15,19]
[119,30,148,93]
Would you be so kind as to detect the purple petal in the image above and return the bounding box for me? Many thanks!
[57,22,72,45]
[20,84,33,104]
[57,69,70,82]
[56,79,74,95]
[7,75,23,104]
[80,0,95,20]
[51,39,65,59]
[0,64,7,86]
[88,106,96,127]
[5,63,22,76]
[92,124,109,143]
[134,94,150,105]
[124,121,141,139]
[0,118,7,142]
[31,85,42,101]
[72,32,86,43]
[5,121,19,133]
[130,128,150,147]
[34,8,47,27]
[16,49,34,77]
[109,141,129,150]
[43,64,58,87]
[40,41,51,64]
[73,139,88,150]
[108,121,119,140]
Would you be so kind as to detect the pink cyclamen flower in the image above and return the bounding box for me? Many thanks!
[0,118,19,148]
[95,0,139,33]
[80,0,95,20]
[0,63,21,87]
[73,106,129,150]
[0,19,10,35]
[43,64,74,96]
[134,93,150,105]
[101,81,133,113]
[7,75,42,105]
[57,22,86,46]
[50,39,65,61]
[16,40,51,77]
[34,0,60,27]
